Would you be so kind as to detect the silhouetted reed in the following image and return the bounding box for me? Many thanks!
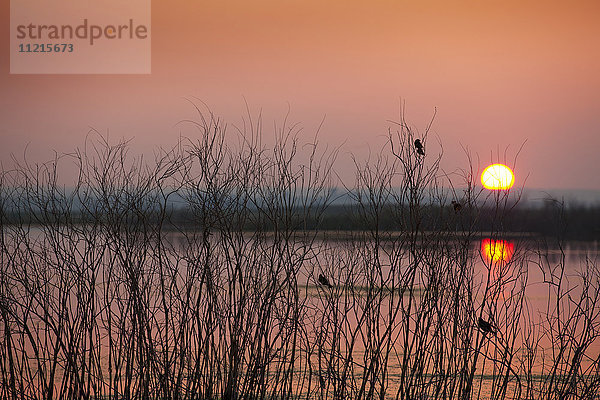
[0,108,598,399]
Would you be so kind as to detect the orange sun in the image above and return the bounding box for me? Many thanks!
[481,164,515,190]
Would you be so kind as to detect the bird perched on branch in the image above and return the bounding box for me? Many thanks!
[478,317,496,335]
[414,139,425,156]
[318,274,333,289]
[452,200,462,213]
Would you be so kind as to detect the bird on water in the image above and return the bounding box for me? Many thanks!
[318,274,333,289]
[414,139,425,156]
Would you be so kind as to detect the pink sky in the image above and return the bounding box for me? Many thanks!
[2,0,600,190]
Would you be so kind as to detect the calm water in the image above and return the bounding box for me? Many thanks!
[300,237,600,399]
[3,228,599,399]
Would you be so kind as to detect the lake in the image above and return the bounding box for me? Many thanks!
[1,227,599,399]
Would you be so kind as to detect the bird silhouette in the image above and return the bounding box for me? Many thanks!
[318,274,333,289]
[478,317,495,334]
[452,200,462,213]
[414,139,425,155]
[319,374,326,389]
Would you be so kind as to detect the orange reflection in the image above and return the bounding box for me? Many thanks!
[481,239,514,264]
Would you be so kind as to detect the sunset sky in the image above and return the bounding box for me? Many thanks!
[2,0,600,193]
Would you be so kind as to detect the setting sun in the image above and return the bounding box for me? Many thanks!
[481,164,515,190]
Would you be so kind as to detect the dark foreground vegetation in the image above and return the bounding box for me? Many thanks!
[1,110,599,399]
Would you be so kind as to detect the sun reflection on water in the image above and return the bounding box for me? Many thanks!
[481,238,514,264]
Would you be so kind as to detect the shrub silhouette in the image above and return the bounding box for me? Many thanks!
[0,109,598,400]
